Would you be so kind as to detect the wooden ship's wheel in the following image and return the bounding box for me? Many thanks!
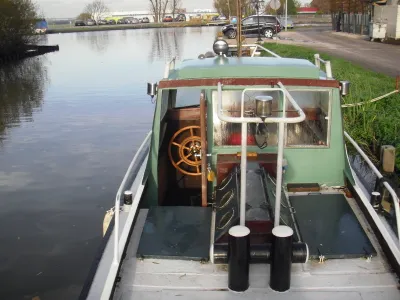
[168,126,202,176]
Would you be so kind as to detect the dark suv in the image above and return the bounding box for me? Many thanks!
[222,15,281,39]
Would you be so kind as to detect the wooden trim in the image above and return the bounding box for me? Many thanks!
[167,107,200,121]
[200,92,208,207]
[158,78,340,89]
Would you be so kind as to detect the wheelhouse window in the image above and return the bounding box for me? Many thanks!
[285,90,331,147]
[212,90,280,147]
[173,88,202,108]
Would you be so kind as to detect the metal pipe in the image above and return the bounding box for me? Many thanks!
[326,61,332,79]
[113,131,152,264]
[217,82,305,228]
[240,122,247,225]
[114,196,120,265]
[228,44,281,58]
[163,61,170,79]
[274,122,285,227]
[314,54,320,68]
[217,85,305,124]
[344,131,400,244]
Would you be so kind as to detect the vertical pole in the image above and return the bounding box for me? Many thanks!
[114,197,120,265]
[227,0,231,19]
[237,0,242,57]
[285,0,288,32]
[240,122,247,225]
[274,121,284,227]
[200,92,208,207]
[257,3,261,42]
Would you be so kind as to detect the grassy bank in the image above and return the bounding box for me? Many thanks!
[47,20,226,34]
[262,43,400,168]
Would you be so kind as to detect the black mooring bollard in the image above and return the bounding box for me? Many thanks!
[370,191,381,211]
[228,225,250,292]
[270,225,293,292]
[123,190,133,212]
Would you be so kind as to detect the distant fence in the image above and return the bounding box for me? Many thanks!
[331,13,372,35]
[278,14,332,24]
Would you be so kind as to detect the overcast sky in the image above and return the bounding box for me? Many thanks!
[38,0,310,19]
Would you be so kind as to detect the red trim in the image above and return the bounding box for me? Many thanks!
[158,78,339,89]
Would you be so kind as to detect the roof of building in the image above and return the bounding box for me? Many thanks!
[168,57,321,80]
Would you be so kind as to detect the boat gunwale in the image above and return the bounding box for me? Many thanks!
[158,78,340,89]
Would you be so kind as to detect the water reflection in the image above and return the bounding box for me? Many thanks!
[76,31,111,53]
[0,57,48,144]
[148,29,183,62]
[0,27,219,300]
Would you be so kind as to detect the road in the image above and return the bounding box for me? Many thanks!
[262,26,400,78]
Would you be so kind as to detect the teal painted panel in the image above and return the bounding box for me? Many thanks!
[169,57,320,80]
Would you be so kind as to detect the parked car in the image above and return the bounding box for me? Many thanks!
[117,18,127,24]
[142,17,150,23]
[75,20,86,26]
[98,19,108,25]
[222,15,281,39]
[217,15,227,20]
[279,16,294,29]
[108,19,116,25]
[175,14,186,22]
[86,19,96,26]
[163,16,173,22]
[123,17,138,24]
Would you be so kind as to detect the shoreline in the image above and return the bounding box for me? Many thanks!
[47,21,228,34]
[46,21,332,34]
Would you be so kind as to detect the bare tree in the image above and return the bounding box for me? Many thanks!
[84,0,109,23]
[149,0,170,22]
[169,0,182,18]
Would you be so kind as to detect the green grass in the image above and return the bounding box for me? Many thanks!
[261,43,400,168]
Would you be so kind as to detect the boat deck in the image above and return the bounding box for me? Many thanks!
[113,201,400,300]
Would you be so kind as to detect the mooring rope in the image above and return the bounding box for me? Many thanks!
[341,90,399,108]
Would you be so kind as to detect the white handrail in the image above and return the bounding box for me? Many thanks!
[228,44,282,58]
[344,131,400,245]
[314,54,332,79]
[163,57,176,78]
[217,82,305,227]
[113,131,152,265]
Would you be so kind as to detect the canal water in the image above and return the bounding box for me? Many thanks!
[0,27,219,300]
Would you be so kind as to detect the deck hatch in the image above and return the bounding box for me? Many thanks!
[136,206,211,261]
[290,193,377,259]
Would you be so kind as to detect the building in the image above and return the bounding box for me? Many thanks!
[297,7,319,14]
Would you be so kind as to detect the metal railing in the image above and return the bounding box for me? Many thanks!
[314,54,333,79]
[228,43,281,58]
[344,131,400,246]
[164,57,176,79]
[217,82,305,227]
[113,131,152,265]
